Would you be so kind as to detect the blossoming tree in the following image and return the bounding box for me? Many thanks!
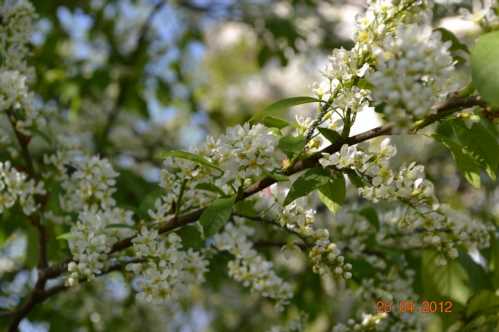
[1,0,499,331]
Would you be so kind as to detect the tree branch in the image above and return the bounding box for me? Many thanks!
[4,110,51,331]
[5,258,143,330]
[5,110,49,269]
[7,94,484,328]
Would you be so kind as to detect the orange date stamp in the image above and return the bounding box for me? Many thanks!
[376,300,453,314]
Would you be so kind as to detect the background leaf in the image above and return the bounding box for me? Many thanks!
[199,196,236,238]
[250,96,318,123]
[471,31,499,107]
[158,150,222,172]
[318,173,346,214]
[284,168,331,205]
[278,135,306,159]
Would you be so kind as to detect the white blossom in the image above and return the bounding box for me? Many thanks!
[45,154,118,211]
[126,227,208,304]
[213,220,293,310]
[460,0,499,27]
[66,207,134,284]
[203,123,283,187]
[0,0,36,77]
[280,201,352,278]
[369,24,458,127]
[0,161,44,215]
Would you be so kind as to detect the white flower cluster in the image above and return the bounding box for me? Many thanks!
[0,0,42,134]
[354,0,429,49]
[154,157,218,221]
[461,0,499,28]
[0,69,29,112]
[321,139,492,264]
[312,47,371,141]
[200,123,283,187]
[368,24,457,127]
[377,205,493,265]
[252,187,352,279]
[280,202,352,279]
[0,0,36,76]
[360,266,417,304]
[45,154,118,211]
[49,154,141,283]
[151,123,282,223]
[127,227,208,304]
[314,48,371,116]
[329,209,385,268]
[66,207,134,285]
[320,139,434,206]
[333,264,424,332]
[0,161,44,215]
[332,313,388,332]
[360,162,436,205]
[213,220,293,310]
[311,0,433,136]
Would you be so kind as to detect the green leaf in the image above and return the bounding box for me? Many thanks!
[195,182,226,196]
[106,224,136,230]
[284,168,331,206]
[345,169,365,188]
[137,189,163,219]
[435,118,499,186]
[176,223,205,249]
[348,258,377,280]
[158,150,222,172]
[471,31,499,107]
[261,116,290,129]
[465,290,499,320]
[452,120,499,180]
[251,96,319,122]
[199,196,236,238]
[434,133,482,188]
[436,28,469,52]
[56,232,77,240]
[358,206,380,230]
[421,250,471,305]
[318,173,346,214]
[458,251,492,291]
[278,135,306,158]
[318,127,342,144]
[234,199,259,218]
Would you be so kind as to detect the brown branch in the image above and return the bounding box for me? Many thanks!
[6,258,142,330]
[109,96,485,253]
[5,110,49,269]
[410,95,486,132]
[6,269,51,332]
[45,94,484,281]
[7,94,484,327]
[4,110,51,332]
[3,112,50,330]
[5,111,35,174]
